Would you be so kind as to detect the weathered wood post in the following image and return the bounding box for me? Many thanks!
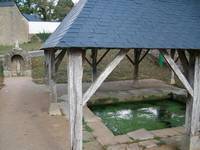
[44,50,50,85]
[133,49,141,81]
[91,49,98,81]
[186,52,200,150]
[47,50,57,103]
[68,48,83,150]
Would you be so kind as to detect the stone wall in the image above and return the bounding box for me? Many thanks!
[0,5,29,45]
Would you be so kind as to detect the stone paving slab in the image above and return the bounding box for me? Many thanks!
[107,143,141,150]
[84,141,104,150]
[114,135,132,144]
[127,129,155,140]
[139,140,159,149]
[151,127,184,138]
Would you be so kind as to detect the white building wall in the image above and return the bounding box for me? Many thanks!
[28,21,60,34]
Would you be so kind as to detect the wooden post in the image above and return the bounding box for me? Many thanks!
[47,50,57,103]
[134,49,141,81]
[68,48,83,150]
[185,52,200,150]
[44,50,49,85]
[91,49,98,81]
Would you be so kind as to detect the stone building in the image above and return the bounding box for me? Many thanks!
[0,0,29,45]
[3,45,32,77]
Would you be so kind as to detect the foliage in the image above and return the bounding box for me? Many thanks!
[54,0,74,21]
[15,0,74,21]
[36,33,51,42]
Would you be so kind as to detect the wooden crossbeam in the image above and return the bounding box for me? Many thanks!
[160,50,194,97]
[83,49,129,105]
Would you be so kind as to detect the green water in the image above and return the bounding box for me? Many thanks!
[90,100,185,135]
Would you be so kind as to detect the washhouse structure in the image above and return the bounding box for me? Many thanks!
[41,0,200,150]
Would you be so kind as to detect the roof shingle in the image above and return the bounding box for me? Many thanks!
[42,0,200,50]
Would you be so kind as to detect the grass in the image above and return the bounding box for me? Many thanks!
[32,49,175,85]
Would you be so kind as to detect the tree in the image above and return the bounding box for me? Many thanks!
[15,0,74,21]
[54,0,74,21]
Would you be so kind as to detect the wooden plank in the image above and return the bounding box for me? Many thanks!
[160,50,194,97]
[83,49,129,105]
[68,48,83,150]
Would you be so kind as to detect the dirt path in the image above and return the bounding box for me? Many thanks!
[0,77,68,150]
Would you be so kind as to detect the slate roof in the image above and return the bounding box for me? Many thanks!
[42,0,200,50]
[0,0,15,7]
[23,13,42,22]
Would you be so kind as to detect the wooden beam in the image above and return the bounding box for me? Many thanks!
[55,50,67,72]
[160,50,194,97]
[83,49,129,105]
[68,48,83,150]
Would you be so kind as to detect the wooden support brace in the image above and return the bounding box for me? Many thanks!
[83,49,129,105]
[68,48,83,150]
[160,50,194,97]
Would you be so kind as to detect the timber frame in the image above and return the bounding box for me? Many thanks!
[44,48,200,150]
